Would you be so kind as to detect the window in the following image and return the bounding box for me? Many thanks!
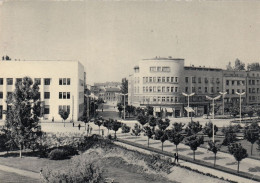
[44,92,50,99]
[143,87,145,92]
[44,78,51,85]
[185,77,189,83]
[16,78,22,83]
[0,78,3,85]
[171,77,174,82]
[175,87,178,92]
[157,77,161,82]
[237,89,240,93]
[211,87,214,93]
[149,77,152,82]
[153,77,156,82]
[157,86,161,92]
[67,106,70,114]
[232,89,235,94]
[67,92,70,99]
[162,77,165,82]
[166,77,170,82]
[0,92,3,99]
[67,78,71,85]
[232,81,235,85]
[59,78,63,85]
[185,87,188,92]
[157,96,161,102]
[166,97,169,102]
[237,81,240,85]
[145,77,148,83]
[171,97,174,102]
[44,105,50,114]
[226,80,229,85]
[162,87,165,92]
[175,97,178,103]
[226,89,229,94]
[167,87,170,92]
[162,97,165,102]
[192,87,195,92]
[242,81,245,85]
[63,92,66,99]
[59,92,62,99]
[162,67,170,72]
[205,87,208,93]
[205,78,208,83]
[192,77,196,83]
[171,87,174,92]
[153,86,156,92]
[35,78,41,85]
[198,87,202,93]
[157,67,161,71]
[7,78,13,85]
[149,86,152,92]
[143,77,145,83]
[216,78,220,84]
[150,67,156,72]
[198,77,201,83]
[175,77,178,83]
[153,97,156,102]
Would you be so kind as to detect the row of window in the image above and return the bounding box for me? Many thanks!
[226,89,246,95]
[59,78,71,85]
[141,96,179,103]
[248,79,260,85]
[143,86,178,93]
[0,91,71,99]
[143,76,178,83]
[248,88,260,94]
[185,86,220,94]
[185,77,220,84]
[150,66,170,72]
[226,80,245,86]
[58,105,71,113]
[0,78,51,85]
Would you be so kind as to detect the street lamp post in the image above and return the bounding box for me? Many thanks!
[236,92,245,124]
[182,92,195,119]
[219,91,227,116]
[116,93,127,120]
[206,95,221,143]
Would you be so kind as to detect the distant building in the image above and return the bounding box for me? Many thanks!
[0,59,85,121]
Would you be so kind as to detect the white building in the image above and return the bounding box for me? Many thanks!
[0,60,85,121]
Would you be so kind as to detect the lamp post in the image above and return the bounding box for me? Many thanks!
[219,91,227,116]
[116,93,127,120]
[206,95,221,142]
[235,92,245,124]
[182,92,195,119]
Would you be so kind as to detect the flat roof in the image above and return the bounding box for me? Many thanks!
[184,66,222,72]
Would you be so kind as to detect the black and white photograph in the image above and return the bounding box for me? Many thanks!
[0,0,260,182]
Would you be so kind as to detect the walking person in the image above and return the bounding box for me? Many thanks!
[101,129,104,137]
[174,153,177,164]
[73,122,74,127]
[78,124,81,130]
[90,126,92,135]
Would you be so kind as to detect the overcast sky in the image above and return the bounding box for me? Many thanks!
[0,0,259,84]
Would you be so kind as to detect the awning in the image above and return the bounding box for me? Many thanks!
[155,108,161,112]
[184,107,195,113]
[165,108,174,112]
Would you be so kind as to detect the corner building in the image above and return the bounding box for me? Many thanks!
[129,57,185,117]
[0,60,85,121]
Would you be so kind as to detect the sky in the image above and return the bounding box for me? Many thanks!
[0,0,259,85]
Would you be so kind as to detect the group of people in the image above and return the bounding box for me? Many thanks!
[72,122,93,134]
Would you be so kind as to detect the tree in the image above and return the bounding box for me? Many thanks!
[148,116,157,133]
[111,120,122,139]
[228,143,248,173]
[257,109,260,119]
[226,61,233,70]
[247,62,260,71]
[79,115,89,131]
[244,122,259,155]
[121,124,130,135]
[5,77,42,158]
[157,118,170,131]
[137,114,149,127]
[208,140,221,167]
[234,59,245,71]
[154,129,168,151]
[94,117,103,135]
[59,109,69,127]
[131,123,142,138]
[222,125,238,146]
[121,78,128,94]
[117,103,123,117]
[185,121,202,136]
[126,105,135,118]
[203,121,218,138]
[145,106,154,116]
[143,126,153,147]
[185,135,204,160]
[167,127,184,154]
[171,122,185,133]
[103,119,113,135]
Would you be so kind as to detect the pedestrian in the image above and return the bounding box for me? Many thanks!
[52,117,54,122]
[39,168,43,177]
[176,153,179,164]
[90,126,92,135]
[78,124,81,130]
[174,153,177,163]
[73,122,74,127]
[101,129,104,137]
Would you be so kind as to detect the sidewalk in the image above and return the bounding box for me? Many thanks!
[117,133,260,183]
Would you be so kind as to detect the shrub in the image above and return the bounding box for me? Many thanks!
[42,152,103,183]
[49,149,69,160]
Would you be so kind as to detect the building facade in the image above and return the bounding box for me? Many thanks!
[0,60,85,121]
[129,56,260,118]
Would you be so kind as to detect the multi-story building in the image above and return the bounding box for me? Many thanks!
[184,66,223,116]
[129,57,185,117]
[223,70,246,106]
[246,70,260,106]
[0,59,85,121]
